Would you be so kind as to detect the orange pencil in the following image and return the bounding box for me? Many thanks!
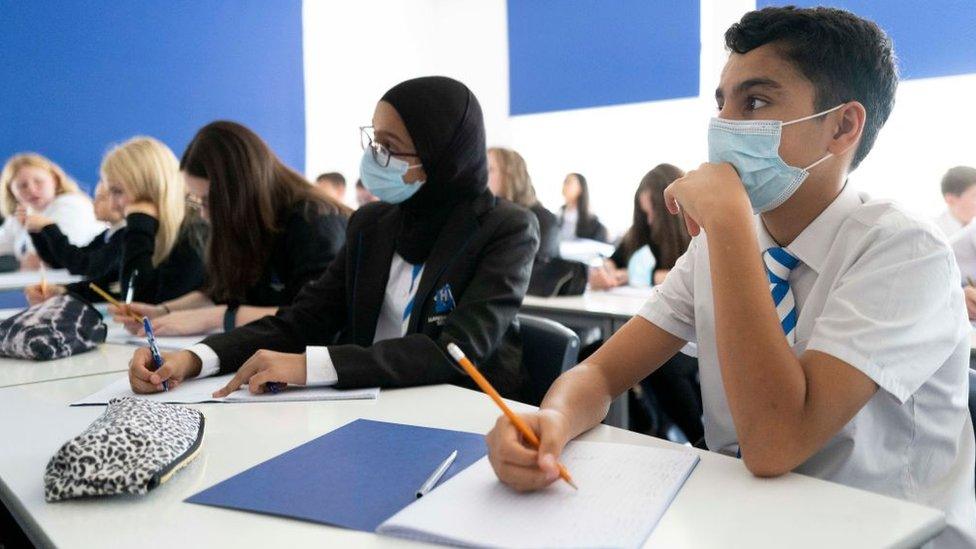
[88,282,142,322]
[39,262,47,296]
[446,342,578,490]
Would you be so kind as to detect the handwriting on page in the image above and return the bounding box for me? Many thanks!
[379,440,700,548]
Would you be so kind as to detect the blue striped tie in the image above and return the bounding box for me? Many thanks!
[762,247,800,345]
[401,263,424,336]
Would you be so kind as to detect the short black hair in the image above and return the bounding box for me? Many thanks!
[725,6,898,170]
[942,166,976,196]
[316,172,346,186]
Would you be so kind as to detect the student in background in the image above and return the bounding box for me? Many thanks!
[126,76,539,400]
[485,7,974,545]
[355,179,378,207]
[23,180,126,280]
[25,137,207,305]
[113,121,350,336]
[558,173,608,242]
[590,164,688,289]
[0,153,103,270]
[934,166,976,238]
[488,147,559,261]
[587,163,702,442]
[316,172,347,203]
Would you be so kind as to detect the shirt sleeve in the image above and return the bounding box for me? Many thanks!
[305,346,339,386]
[187,343,221,378]
[636,235,699,343]
[806,223,968,403]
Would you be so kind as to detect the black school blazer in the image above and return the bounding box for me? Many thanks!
[201,190,540,399]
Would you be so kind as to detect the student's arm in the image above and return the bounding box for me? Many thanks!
[142,304,278,336]
[0,218,20,255]
[32,225,109,275]
[664,165,874,475]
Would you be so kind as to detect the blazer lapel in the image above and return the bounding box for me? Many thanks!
[408,192,494,333]
[352,208,399,345]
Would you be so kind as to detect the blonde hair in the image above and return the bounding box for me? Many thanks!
[488,147,538,208]
[101,137,185,266]
[0,153,82,216]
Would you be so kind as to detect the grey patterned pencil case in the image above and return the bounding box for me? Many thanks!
[44,397,204,501]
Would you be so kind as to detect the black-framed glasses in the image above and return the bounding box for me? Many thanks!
[359,126,420,168]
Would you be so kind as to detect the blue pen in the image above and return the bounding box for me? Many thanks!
[142,316,168,391]
[265,382,286,394]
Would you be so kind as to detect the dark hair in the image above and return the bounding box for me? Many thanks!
[181,120,351,302]
[355,179,365,189]
[620,164,689,269]
[942,166,976,196]
[724,6,898,170]
[568,172,594,238]
[316,172,346,186]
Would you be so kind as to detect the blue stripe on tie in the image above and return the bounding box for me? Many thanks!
[766,269,787,285]
[780,307,798,335]
[767,247,799,270]
[771,282,789,306]
[403,298,415,322]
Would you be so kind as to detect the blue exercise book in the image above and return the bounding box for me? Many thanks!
[185,419,487,532]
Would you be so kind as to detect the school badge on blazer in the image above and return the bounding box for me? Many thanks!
[427,284,456,326]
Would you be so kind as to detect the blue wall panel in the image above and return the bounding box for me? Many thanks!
[757,1,976,80]
[507,0,700,115]
[0,1,306,192]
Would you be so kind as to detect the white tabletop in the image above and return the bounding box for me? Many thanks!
[0,373,944,549]
[0,307,135,388]
[521,287,652,320]
[0,269,81,292]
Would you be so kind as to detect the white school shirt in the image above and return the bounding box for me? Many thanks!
[559,206,578,241]
[0,193,104,259]
[190,253,425,386]
[638,185,976,548]
[935,210,965,239]
[949,221,976,284]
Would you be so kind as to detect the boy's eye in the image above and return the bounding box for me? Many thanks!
[746,96,769,111]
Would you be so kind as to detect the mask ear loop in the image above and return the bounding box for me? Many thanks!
[802,152,833,171]
[782,103,846,127]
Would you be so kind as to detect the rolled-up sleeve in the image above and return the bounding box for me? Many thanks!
[637,235,699,343]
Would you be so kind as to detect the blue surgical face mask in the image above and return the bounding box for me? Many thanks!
[359,150,425,204]
[708,104,844,213]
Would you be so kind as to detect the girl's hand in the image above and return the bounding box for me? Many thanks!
[212,350,307,397]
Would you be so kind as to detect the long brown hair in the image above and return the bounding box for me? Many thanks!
[180,121,351,302]
[619,164,689,270]
[488,147,538,208]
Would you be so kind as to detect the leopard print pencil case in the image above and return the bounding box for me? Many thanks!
[44,397,205,502]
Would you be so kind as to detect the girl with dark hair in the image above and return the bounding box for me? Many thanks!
[126,77,539,400]
[112,121,349,335]
[559,172,608,243]
[590,164,690,289]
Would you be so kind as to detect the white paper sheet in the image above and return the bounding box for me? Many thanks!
[71,374,380,406]
[378,440,699,548]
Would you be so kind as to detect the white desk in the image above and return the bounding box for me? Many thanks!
[0,342,132,389]
[0,270,81,292]
[0,373,945,549]
[521,287,651,337]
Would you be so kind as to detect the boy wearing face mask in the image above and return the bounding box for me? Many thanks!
[484,7,975,546]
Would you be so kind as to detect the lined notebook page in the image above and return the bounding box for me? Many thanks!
[377,440,699,548]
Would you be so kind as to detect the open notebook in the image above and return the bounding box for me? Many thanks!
[377,440,699,548]
[187,418,698,548]
[71,373,379,406]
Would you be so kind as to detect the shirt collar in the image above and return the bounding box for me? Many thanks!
[756,184,864,274]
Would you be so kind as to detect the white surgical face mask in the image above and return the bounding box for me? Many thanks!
[708,103,844,213]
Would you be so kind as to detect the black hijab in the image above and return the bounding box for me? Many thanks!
[380,76,488,264]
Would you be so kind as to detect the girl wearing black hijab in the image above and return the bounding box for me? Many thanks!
[126,76,541,399]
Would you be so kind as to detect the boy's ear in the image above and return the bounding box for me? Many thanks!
[829,101,867,158]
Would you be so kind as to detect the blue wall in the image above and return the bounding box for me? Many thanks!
[0,1,306,193]
[507,0,700,115]
[757,1,976,80]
